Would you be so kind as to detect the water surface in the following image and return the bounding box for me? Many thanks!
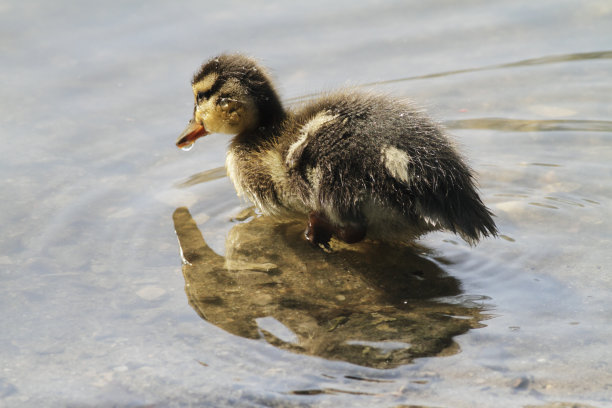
[1,1,611,407]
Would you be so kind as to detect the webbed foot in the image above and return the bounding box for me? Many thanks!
[335,221,366,244]
[305,212,333,249]
[305,212,367,249]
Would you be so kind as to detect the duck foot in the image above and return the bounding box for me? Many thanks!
[305,212,366,249]
[305,212,333,249]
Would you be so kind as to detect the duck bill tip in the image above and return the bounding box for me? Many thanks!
[176,121,209,149]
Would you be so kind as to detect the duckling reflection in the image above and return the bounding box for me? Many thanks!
[173,207,488,369]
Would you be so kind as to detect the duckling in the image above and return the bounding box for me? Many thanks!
[177,54,497,248]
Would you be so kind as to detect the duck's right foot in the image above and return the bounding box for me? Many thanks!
[305,212,367,249]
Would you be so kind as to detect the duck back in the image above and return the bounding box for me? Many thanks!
[283,91,497,244]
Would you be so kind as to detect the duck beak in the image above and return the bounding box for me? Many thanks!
[176,120,209,149]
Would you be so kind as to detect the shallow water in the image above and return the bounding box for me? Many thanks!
[1,1,611,407]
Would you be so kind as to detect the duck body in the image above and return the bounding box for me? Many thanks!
[177,54,497,247]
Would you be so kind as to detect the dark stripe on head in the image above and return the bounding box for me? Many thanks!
[191,54,286,125]
[196,78,226,102]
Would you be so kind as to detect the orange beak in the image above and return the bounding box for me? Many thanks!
[176,120,209,149]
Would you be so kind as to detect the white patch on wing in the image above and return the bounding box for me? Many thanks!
[286,111,338,167]
[381,145,412,184]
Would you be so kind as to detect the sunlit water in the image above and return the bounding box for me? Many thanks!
[1,1,611,407]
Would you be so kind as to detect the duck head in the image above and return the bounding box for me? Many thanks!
[176,54,284,149]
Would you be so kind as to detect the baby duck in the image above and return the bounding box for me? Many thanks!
[177,54,497,248]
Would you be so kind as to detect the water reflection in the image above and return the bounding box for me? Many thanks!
[174,166,227,188]
[173,207,489,369]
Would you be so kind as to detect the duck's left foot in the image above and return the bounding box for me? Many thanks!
[305,212,367,248]
[335,221,366,244]
[305,212,333,249]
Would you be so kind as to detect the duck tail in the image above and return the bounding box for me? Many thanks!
[452,188,498,245]
[416,176,498,245]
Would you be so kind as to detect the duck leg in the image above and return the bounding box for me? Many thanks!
[305,211,367,248]
[305,212,334,248]
[335,220,367,244]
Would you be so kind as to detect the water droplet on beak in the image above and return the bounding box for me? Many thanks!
[181,143,194,151]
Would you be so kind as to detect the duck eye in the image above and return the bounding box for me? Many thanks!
[219,97,230,109]
[197,90,212,103]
